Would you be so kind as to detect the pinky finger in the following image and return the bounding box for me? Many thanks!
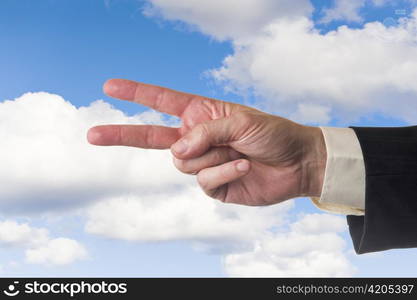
[197,159,251,199]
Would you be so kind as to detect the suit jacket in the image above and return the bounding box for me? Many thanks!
[347,126,417,254]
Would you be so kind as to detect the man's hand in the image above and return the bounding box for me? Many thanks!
[87,79,326,206]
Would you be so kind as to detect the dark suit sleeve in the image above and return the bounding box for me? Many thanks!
[347,126,417,254]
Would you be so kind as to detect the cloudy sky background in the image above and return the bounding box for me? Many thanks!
[1,0,417,277]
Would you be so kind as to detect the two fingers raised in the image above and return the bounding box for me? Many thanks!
[88,79,199,148]
[89,79,252,199]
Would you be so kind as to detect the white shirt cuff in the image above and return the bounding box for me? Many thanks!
[311,127,365,216]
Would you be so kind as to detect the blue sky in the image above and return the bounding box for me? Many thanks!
[0,0,241,111]
[1,0,417,277]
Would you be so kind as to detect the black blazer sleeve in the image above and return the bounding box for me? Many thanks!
[347,126,417,254]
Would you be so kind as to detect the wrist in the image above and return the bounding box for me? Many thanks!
[299,126,327,198]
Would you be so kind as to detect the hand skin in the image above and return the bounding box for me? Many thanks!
[87,79,327,206]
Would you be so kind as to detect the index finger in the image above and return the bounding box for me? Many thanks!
[104,79,200,117]
[87,124,180,149]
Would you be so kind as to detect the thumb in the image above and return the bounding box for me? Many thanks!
[171,117,238,159]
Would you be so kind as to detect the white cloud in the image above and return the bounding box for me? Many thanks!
[0,92,190,212]
[85,186,293,252]
[143,1,417,124]
[224,214,355,277]
[0,220,86,266]
[320,0,417,24]
[289,103,331,124]
[289,213,347,234]
[0,91,355,275]
[25,238,87,266]
[86,189,354,276]
[0,221,49,248]
[143,0,313,40]
[211,12,417,124]
[320,0,366,24]
[372,0,417,7]
[6,0,416,276]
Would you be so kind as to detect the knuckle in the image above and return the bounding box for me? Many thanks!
[145,127,155,149]
[234,110,253,124]
[212,148,225,163]
[154,88,167,112]
[195,122,211,141]
[200,123,209,136]
[116,126,123,144]
[197,172,209,190]
[183,123,208,151]
[172,157,184,169]
[173,158,194,174]
[196,170,227,202]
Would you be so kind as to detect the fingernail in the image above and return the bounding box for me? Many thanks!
[87,128,102,145]
[236,161,249,172]
[172,139,188,154]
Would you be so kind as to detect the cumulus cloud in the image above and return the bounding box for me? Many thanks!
[224,214,355,277]
[320,0,417,24]
[0,92,190,212]
[143,0,313,40]
[0,91,355,275]
[25,238,87,266]
[211,12,417,124]
[0,220,86,266]
[0,221,49,248]
[85,186,293,251]
[320,0,366,24]
[142,0,417,124]
[289,103,331,125]
[289,213,347,234]
[86,188,354,276]
[6,0,414,276]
